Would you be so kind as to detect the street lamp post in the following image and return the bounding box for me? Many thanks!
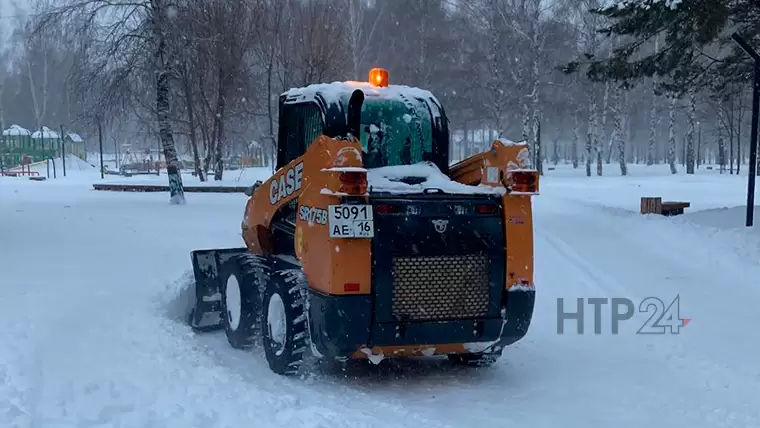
[731,33,760,227]
[60,124,67,177]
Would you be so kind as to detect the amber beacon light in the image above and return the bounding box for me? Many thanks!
[369,68,389,87]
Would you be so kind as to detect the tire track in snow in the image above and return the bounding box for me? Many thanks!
[156,277,454,428]
[529,196,760,427]
[537,232,631,298]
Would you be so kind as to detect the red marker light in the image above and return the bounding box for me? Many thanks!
[475,204,498,214]
[344,283,360,292]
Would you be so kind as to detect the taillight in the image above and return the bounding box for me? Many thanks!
[475,204,498,214]
[508,170,538,193]
[343,282,360,292]
[339,171,367,195]
[375,203,402,214]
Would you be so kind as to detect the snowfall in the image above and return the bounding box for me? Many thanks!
[1,155,759,428]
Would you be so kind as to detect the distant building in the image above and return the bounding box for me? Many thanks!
[64,133,86,161]
[1,125,37,166]
[1,125,87,167]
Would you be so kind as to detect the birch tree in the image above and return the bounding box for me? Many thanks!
[647,35,660,166]
[341,0,383,80]
[717,101,727,172]
[37,0,186,203]
[0,47,8,145]
[685,87,697,174]
[667,94,677,174]
[610,80,627,175]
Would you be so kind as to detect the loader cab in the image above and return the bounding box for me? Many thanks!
[277,69,451,174]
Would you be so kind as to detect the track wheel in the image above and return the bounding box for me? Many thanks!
[220,254,269,349]
[261,268,310,376]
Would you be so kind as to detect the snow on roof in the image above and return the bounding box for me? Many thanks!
[614,0,682,9]
[2,125,31,136]
[367,162,505,196]
[283,81,440,107]
[67,132,84,142]
[496,138,528,147]
[32,126,60,139]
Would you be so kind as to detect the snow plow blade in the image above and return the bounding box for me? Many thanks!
[188,247,248,332]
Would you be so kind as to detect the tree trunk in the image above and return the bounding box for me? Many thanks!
[213,68,226,181]
[530,4,541,172]
[266,49,276,170]
[572,113,579,168]
[586,99,596,177]
[521,101,531,149]
[535,118,542,174]
[686,87,696,174]
[737,106,742,174]
[552,136,559,165]
[0,82,5,167]
[152,0,185,204]
[182,68,204,181]
[647,35,659,166]
[603,80,612,165]
[205,112,216,175]
[718,102,726,173]
[728,93,735,174]
[667,94,677,174]
[597,82,605,176]
[647,82,657,165]
[612,85,627,175]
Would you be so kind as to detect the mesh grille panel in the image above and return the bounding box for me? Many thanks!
[283,200,297,224]
[391,254,490,321]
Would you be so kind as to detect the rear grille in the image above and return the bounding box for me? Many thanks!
[391,254,491,321]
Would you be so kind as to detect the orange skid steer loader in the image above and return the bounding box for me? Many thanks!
[187,69,539,375]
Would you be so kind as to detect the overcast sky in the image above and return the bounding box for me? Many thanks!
[0,0,28,47]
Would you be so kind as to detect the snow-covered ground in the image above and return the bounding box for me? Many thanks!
[6,154,274,188]
[1,162,759,427]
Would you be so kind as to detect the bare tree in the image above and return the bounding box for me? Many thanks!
[686,87,697,174]
[667,93,678,174]
[610,80,626,175]
[190,0,260,180]
[36,0,186,203]
[341,0,384,80]
[646,35,660,166]
[0,0,728,175]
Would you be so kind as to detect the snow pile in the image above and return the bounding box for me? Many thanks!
[39,155,94,173]
[49,154,96,171]
[284,82,444,151]
[496,138,528,147]
[31,126,60,139]
[67,133,84,143]
[101,166,273,187]
[614,0,682,10]
[2,124,31,136]
[367,161,504,195]
[3,155,95,176]
[160,270,197,322]
[284,81,440,110]
[683,205,760,230]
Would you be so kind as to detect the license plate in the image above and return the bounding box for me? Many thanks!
[328,204,374,238]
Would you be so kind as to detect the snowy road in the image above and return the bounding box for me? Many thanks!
[1,167,759,427]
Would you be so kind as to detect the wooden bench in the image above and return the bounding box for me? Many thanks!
[92,183,248,193]
[640,197,690,216]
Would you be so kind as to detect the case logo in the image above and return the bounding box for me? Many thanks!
[269,162,304,204]
[431,219,449,233]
